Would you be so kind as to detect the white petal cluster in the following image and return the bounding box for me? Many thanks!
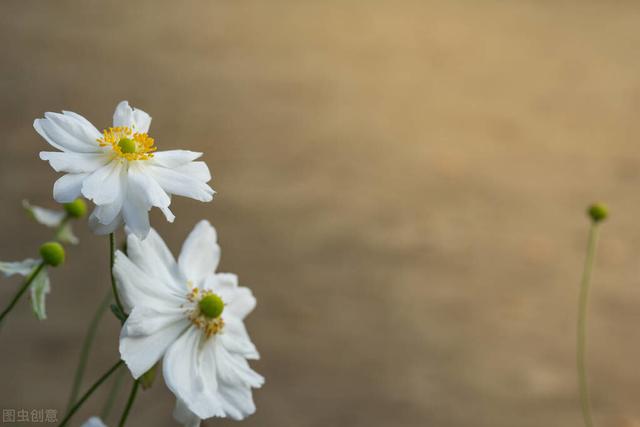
[34,101,215,238]
[114,220,263,424]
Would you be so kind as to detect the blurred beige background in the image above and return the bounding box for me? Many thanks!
[2,0,640,426]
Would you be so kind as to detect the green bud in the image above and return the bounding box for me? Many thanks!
[117,138,136,154]
[39,242,65,267]
[587,203,608,223]
[140,363,159,390]
[199,294,224,319]
[63,199,87,218]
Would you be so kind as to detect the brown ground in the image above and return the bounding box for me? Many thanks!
[2,1,640,426]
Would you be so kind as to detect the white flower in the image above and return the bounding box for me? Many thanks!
[35,101,215,238]
[81,417,107,427]
[114,220,263,422]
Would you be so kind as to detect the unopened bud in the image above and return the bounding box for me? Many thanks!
[587,203,608,223]
[39,242,65,267]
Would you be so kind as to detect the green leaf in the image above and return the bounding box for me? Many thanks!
[22,200,65,227]
[0,259,40,278]
[110,304,127,323]
[56,222,79,245]
[29,268,50,320]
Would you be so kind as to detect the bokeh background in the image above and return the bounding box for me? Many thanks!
[2,1,640,426]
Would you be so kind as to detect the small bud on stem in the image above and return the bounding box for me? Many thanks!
[587,203,608,223]
[63,199,87,219]
[40,242,65,267]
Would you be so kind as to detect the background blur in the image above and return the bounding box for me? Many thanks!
[2,1,640,426]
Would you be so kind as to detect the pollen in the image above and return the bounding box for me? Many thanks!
[98,126,156,161]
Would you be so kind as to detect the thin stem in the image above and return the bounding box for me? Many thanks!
[118,380,140,427]
[66,290,113,411]
[58,360,124,427]
[110,233,124,313]
[0,262,46,324]
[577,223,600,427]
[101,363,126,420]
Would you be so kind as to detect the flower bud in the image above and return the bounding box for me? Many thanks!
[39,242,65,267]
[587,203,608,223]
[63,199,87,218]
[199,294,224,319]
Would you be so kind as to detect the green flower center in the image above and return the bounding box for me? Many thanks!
[198,293,224,319]
[117,137,137,154]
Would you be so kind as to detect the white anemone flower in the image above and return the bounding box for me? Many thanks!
[35,101,215,238]
[81,417,107,427]
[114,220,263,423]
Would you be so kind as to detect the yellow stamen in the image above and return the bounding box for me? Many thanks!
[97,126,156,161]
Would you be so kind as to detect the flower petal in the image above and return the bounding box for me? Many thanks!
[90,197,124,226]
[214,342,264,389]
[113,251,183,313]
[178,220,221,284]
[225,287,256,320]
[34,112,102,153]
[220,317,260,360]
[88,211,122,235]
[113,101,152,133]
[173,399,203,427]
[147,165,215,203]
[120,306,189,378]
[122,189,151,239]
[80,417,107,427]
[163,327,226,419]
[126,230,186,295]
[39,152,108,174]
[53,173,88,203]
[81,161,125,205]
[175,161,212,182]
[217,383,257,421]
[151,150,203,168]
[127,164,173,222]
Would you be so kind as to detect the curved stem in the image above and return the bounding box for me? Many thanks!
[58,360,124,427]
[0,262,46,324]
[118,380,140,427]
[101,363,126,421]
[66,290,113,411]
[577,223,600,427]
[110,233,124,313]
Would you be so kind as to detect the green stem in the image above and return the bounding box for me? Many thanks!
[58,360,124,427]
[101,363,126,421]
[118,380,140,427]
[110,233,124,313]
[577,223,600,427]
[66,290,113,411]
[0,262,46,324]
